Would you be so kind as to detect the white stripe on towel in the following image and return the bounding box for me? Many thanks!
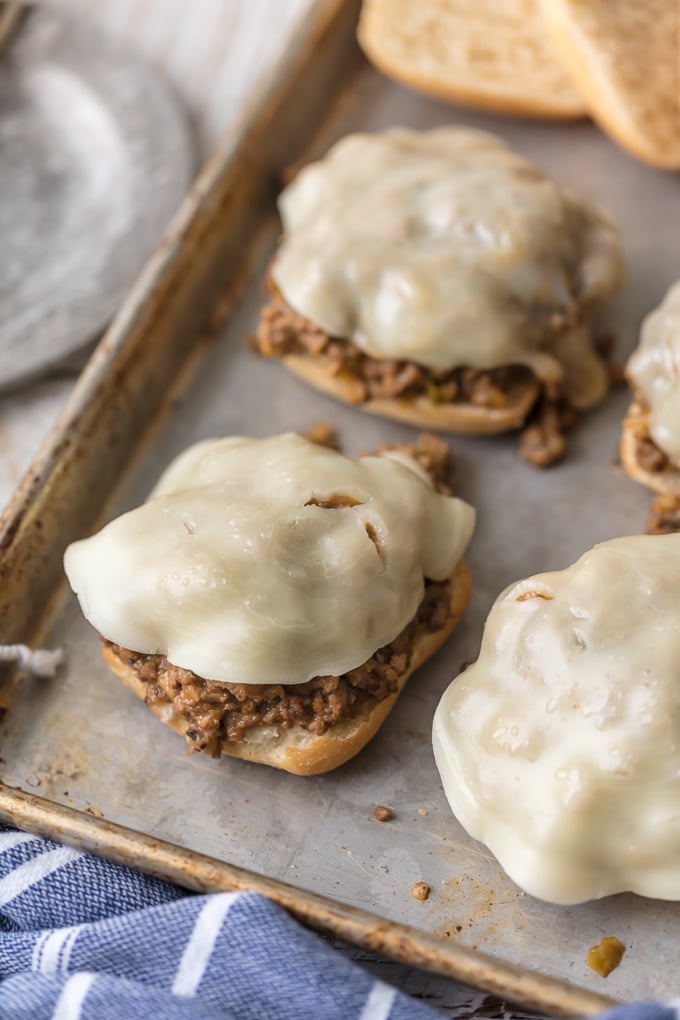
[59,926,82,974]
[0,831,41,854]
[359,980,397,1020]
[34,925,81,975]
[172,893,240,997]
[0,846,81,906]
[51,972,95,1020]
[31,930,49,972]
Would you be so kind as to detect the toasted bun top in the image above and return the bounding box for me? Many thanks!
[627,282,680,461]
[434,534,680,904]
[358,0,586,119]
[64,434,475,686]
[273,127,624,408]
[540,0,680,169]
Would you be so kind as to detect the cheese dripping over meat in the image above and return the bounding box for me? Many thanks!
[273,127,625,408]
[65,434,475,686]
[627,281,680,461]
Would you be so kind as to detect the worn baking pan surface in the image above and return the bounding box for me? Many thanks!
[1,0,679,1012]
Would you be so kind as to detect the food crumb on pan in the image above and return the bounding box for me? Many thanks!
[303,422,339,449]
[373,805,393,822]
[586,936,626,977]
[411,881,430,901]
[418,808,428,816]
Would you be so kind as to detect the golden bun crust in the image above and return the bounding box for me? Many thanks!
[102,560,472,776]
[621,399,680,497]
[283,354,541,435]
[357,0,586,120]
[540,0,680,169]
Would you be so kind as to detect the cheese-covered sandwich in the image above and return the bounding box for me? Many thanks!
[621,282,680,531]
[253,127,625,467]
[65,433,475,775]
[434,534,680,904]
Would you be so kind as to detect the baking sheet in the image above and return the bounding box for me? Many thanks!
[2,55,680,1009]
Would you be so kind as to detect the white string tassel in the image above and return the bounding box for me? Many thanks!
[0,644,64,678]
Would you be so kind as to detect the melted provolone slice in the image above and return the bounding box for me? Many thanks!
[273,127,624,408]
[433,534,680,905]
[64,434,475,686]
[627,281,680,460]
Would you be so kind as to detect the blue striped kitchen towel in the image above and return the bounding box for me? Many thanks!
[0,825,673,1020]
[0,825,437,1019]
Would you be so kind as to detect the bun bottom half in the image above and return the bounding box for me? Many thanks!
[283,354,541,435]
[102,560,472,776]
[621,399,680,497]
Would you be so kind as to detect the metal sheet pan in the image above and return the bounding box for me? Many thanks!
[0,0,678,1012]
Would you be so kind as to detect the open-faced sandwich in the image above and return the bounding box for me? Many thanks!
[621,281,680,533]
[433,534,680,905]
[64,432,475,775]
[253,127,625,466]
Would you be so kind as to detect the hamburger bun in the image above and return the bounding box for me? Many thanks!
[540,0,680,169]
[357,0,586,120]
[283,353,542,435]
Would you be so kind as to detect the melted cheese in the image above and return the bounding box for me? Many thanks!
[273,127,625,409]
[627,281,680,460]
[64,434,475,686]
[433,534,680,905]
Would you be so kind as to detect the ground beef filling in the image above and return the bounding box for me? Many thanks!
[253,290,590,468]
[636,434,670,474]
[627,405,680,534]
[254,289,538,407]
[103,578,452,758]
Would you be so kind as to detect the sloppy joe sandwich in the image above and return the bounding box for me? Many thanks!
[433,534,680,905]
[621,282,680,532]
[64,432,475,775]
[253,127,625,466]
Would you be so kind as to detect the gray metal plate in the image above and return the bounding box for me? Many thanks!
[3,69,680,1001]
[0,7,194,389]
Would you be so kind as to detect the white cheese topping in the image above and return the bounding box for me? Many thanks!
[627,281,680,460]
[273,127,625,408]
[433,534,680,905]
[64,434,475,686]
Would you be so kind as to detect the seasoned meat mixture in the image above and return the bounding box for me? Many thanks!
[252,289,582,468]
[636,434,670,474]
[374,431,453,493]
[104,577,452,758]
[253,288,538,407]
[630,418,680,534]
